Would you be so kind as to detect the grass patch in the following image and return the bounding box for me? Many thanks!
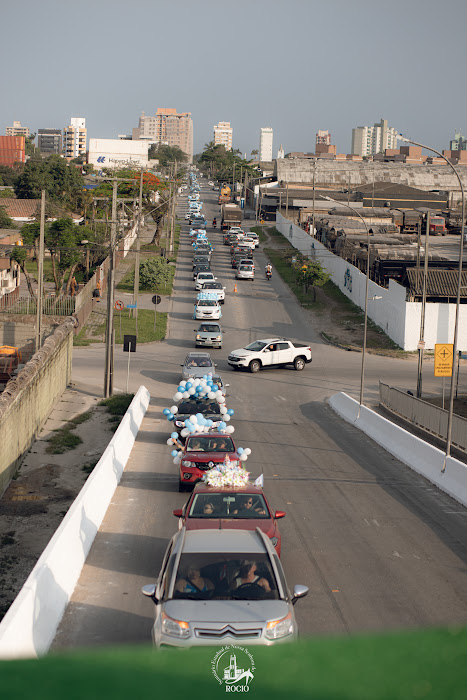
[73,328,103,347]
[66,412,92,428]
[45,430,82,454]
[91,308,167,344]
[99,393,134,417]
[264,247,323,309]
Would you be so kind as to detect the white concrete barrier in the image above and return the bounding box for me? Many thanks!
[329,392,467,508]
[0,386,150,659]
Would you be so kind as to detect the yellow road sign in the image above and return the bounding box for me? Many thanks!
[434,343,453,377]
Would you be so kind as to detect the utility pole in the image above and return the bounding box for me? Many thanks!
[35,190,46,353]
[416,214,430,399]
[312,161,316,237]
[132,168,144,335]
[104,180,118,398]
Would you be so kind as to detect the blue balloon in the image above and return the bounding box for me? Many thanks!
[196,385,203,392]
[167,414,174,421]
[171,432,179,439]
[177,385,185,392]
[185,418,193,426]
[227,409,234,416]
[196,413,203,421]
[163,408,171,416]
[206,419,213,427]
[171,450,178,457]
[186,382,193,390]
[237,447,244,455]
[219,421,227,430]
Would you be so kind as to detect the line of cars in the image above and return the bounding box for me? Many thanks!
[223,227,258,280]
[141,171,309,647]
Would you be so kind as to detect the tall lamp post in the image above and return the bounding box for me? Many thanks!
[320,195,371,406]
[400,136,466,461]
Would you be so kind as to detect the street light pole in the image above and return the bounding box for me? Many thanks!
[400,136,466,461]
[416,213,430,398]
[104,179,118,398]
[321,195,371,406]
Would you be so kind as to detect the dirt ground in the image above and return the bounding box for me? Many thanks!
[0,395,116,620]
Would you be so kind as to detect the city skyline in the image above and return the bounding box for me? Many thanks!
[1,0,466,158]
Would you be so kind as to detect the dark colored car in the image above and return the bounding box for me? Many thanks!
[192,263,211,280]
[178,432,239,491]
[173,483,286,556]
[173,399,223,444]
[192,255,210,269]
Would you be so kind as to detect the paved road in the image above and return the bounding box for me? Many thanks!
[53,182,467,650]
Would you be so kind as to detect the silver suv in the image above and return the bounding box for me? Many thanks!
[142,528,308,647]
[194,322,223,348]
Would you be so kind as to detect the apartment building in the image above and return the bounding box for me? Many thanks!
[351,118,398,157]
[63,117,87,160]
[259,127,273,161]
[214,121,233,151]
[316,129,331,146]
[133,108,193,161]
[0,136,26,167]
[5,121,30,138]
[38,129,62,155]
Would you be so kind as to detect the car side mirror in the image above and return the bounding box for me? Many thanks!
[274,510,286,520]
[173,508,183,517]
[142,583,158,602]
[292,585,309,605]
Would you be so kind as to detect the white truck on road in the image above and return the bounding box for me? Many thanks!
[227,338,312,373]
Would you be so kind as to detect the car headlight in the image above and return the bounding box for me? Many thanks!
[161,612,190,639]
[182,460,193,468]
[265,612,293,640]
[196,335,202,340]
[215,335,222,341]
[271,537,279,547]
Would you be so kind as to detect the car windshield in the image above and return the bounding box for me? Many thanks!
[203,283,222,290]
[171,553,279,601]
[199,324,220,332]
[198,300,217,307]
[188,492,268,518]
[178,400,220,416]
[184,356,212,368]
[245,341,268,351]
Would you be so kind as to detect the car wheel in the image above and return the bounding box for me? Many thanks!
[294,357,305,371]
[179,480,189,493]
[249,360,261,373]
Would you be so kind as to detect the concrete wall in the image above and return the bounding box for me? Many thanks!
[0,386,150,659]
[275,212,467,351]
[0,320,74,496]
[329,392,467,509]
[275,160,467,203]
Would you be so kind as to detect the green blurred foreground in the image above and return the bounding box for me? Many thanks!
[1,627,466,699]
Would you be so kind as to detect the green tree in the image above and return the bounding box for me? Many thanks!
[46,218,93,295]
[148,144,187,166]
[9,246,35,297]
[289,254,330,299]
[0,165,19,187]
[14,155,84,209]
[137,258,171,290]
[25,134,37,158]
[198,141,259,181]
[0,205,15,229]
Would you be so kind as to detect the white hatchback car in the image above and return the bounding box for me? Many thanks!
[194,297,222,320]
[236,263,255,280]
[195,272,216,290]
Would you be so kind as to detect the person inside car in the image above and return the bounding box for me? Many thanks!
[231,561,270,593]
[187,439,204,452]
[233,495,266,516]
[175,564,214,594]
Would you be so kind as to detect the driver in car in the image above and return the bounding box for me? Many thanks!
[231,561,270,592]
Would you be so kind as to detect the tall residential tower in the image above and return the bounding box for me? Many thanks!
[259,127,273,161]
[351,118,398,157]
[213,121,232,150]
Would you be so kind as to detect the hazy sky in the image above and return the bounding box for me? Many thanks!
[2,0,466,157]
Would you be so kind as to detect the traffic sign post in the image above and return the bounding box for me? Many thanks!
[435,344,453,410]
[152,294,161,333]
[126,303,137,339]
[115,300,124,340]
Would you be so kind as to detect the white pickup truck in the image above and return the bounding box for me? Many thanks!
[227,338,312,373]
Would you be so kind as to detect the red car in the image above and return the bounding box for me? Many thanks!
[178,433,239,492]
[173,483,286,556]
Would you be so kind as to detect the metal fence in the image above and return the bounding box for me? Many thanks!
[379,381,467,453]
[0,296,76,316]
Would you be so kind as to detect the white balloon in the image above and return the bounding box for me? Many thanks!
[225,426,235,434]
[173,392,183,401]
[218,396,226,404]
[224,414,231,421]
[216,390,223,398]
[244,448,252,456]
[220,406,227,414]
[188,388,196,395]
[170,405,178,414]
[189,415,197,423]
[193,378,200,385]
[208,392,216,399]
[239,454,248,461]
[181,428,189,437]
[183,391,190,399]
[166,438,173,445]
[179,380,187,387]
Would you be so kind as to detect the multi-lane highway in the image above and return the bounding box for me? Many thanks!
[53,181,467,650]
